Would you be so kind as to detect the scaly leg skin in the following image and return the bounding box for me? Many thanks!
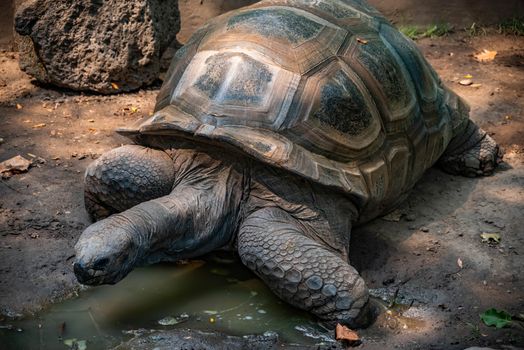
[439,120,503,177]
[84,145,175,221]
[238,207,373,329]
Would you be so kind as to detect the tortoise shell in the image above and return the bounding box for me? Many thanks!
[119,0,469,217]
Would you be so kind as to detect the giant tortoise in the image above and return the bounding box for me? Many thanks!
[73,0,502,328]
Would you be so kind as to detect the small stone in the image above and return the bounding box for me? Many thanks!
[459,79,473,86]
[0,155,32,178]
[420,226,429,232]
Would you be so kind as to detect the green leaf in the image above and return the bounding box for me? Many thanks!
[63,338,77,347]
[63,338,87,349]
[77,340,87,350]
[480,308,512,328]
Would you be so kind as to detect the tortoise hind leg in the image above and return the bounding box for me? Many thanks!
[84,145,175,221]
[237,207,374,329]
[439,120,503,177]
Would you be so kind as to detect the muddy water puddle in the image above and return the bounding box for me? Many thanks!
[0,255,333,349]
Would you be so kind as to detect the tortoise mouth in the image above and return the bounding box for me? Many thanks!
[73,264,108,285]
[74,264,128,285]
[74,261,109,284]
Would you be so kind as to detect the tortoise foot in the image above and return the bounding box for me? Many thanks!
[439,122,503,177]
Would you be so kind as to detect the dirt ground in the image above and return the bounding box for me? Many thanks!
[1,30,523,349]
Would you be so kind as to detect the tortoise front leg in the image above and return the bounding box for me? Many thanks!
[74,149,245,285]
[84,145,175,221]
[238,207,373,328]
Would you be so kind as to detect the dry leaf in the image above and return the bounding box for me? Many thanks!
[381,209,403,222]
[130,106,139,113]
[111,82,119,90]
[32,123,47,128]
[481,232,501,243]
[470,83,482,88]
[474,49,497,62]
[457,258,463,269]
[464,74,473,79]
[16,103,23,109]
[356,37,368,44]
[335,323,360,344]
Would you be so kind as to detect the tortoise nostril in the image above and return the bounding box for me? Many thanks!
[93,257,110,270]
[73,261,92,283]
[73,261,84,275]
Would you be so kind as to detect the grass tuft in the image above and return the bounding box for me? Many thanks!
[498,17,524,36]
[465,22,488,36]
[399,25,419,40]
[399,23,453,40]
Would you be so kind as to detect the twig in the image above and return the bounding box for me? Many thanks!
[88,308,103,337]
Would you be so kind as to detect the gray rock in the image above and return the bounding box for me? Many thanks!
[15,0,180,94]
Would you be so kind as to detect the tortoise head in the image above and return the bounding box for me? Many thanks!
[73,219,141,285]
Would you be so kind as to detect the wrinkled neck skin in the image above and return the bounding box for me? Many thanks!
[137,145,249,266]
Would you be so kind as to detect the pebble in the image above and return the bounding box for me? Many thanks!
[459,79,473,86]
